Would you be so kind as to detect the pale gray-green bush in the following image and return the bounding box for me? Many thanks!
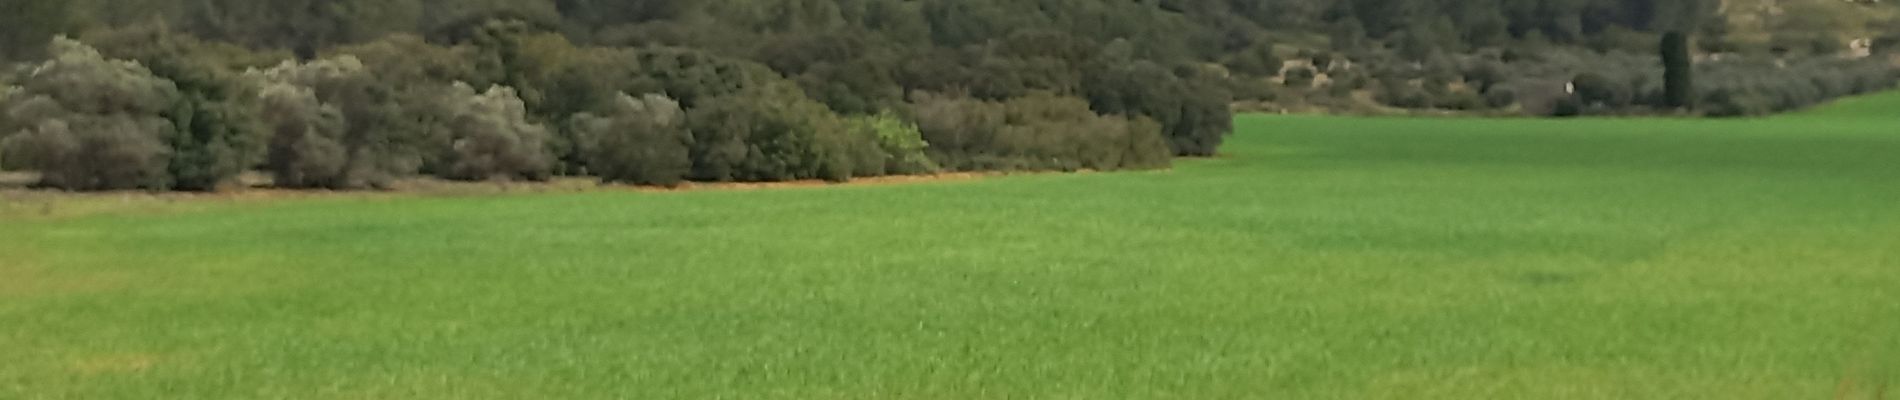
[430,82,554,181]
[1,37,180,190]
[250,55,420,189]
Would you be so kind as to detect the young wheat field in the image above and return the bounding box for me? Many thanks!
[3,94,1898,399]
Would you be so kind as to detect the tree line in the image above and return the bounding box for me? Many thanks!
[1,0,1897,190]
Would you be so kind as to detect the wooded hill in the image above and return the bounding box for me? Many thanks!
[0,0,1895,191]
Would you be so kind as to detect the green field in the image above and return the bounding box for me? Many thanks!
[4,94,1899,399]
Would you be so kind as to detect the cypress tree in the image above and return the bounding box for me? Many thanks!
[1661,31,1694,110]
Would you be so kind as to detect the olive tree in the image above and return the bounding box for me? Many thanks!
[429,82,554,182]
[1,37,180,190]
[250,55,418,189]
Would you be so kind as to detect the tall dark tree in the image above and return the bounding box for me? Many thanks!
[1661,31,1693,110]
[0,0,73,63]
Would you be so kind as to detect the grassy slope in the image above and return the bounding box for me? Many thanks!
[3,94,1899,399]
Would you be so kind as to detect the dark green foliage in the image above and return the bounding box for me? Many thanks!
[86,26,275,191]
[1876,36,1900,55]
[1285,67,1319,87]
[910,91,1170,172]
[1571,72,1626,107]
[684,83,865,182]
[1484,87,1519,109]
[1375,78,1430,109]
[1462,60,1508,93]
[1661,31,1694,110]
[0,0,1888,193]
[1224,43,1282,77]
[164,94,261,190]
[0,0,74,63]
[908,92,1006,170]
[1697,57,1899,117]
[1082,61,1232,157]
[571,93,692,186]
[1551,96,1583,117]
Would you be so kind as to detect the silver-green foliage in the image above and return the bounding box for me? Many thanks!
[571,92,691,186]
[432,82,554,181]
[1,37,180,190]
[250,55,417,189]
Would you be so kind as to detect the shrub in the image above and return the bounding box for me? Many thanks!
[1484,87,1518,109]
[684,83,866,182]
[0,37,180,191]
[86,27,277,191]
[846,110,937,175]
[998,93,1172,171]
[429,83,554,182]
[1551,96,1583,117]
[1462,60,1508,93]
[250,56,421,189]
[1284,66,1318,87]
[255,80,349,188]
[570,93,691,186]
[909,92,1007,171]
[1433,91,1487,111]
[1082,60,1231,156]
[1571,72,1627,107]
[909,91,1170,172]
[1375,78,1430,109]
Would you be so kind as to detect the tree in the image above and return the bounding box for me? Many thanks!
[845,110,937,175]
[1661,31,1694,110]
[429,83,554,181]
[86,25,274,191]
[570,93,692,186]
[1,38,181,191]
[251,56,420,189]
[684,82,865,182]
[0,0,73,63]
[1082,59,1232,157]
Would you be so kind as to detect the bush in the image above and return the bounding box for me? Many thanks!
[1375,78,1430,109]
[0,37,180,191]
[85,27,277,191]
[1483,87,1518,109]
[1696,57,1900,117]
[250,56,421,189]
[255,80,349,188]
[570,93,692,186]
[910,91,1170,172]
[1082,60,1231,156]
[685,83,867,182]
[1571,72,1627,107]
[429,83,554,181]
[846,110,937,175]
[1550,96,1583,117]
[909,92,1008,170]
[1433,91,1486,111]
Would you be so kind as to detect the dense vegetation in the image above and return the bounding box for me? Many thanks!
[6,92,1900,398]
[1,0,1897,190]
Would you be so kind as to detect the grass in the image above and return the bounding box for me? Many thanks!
[4,94,1899,399]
